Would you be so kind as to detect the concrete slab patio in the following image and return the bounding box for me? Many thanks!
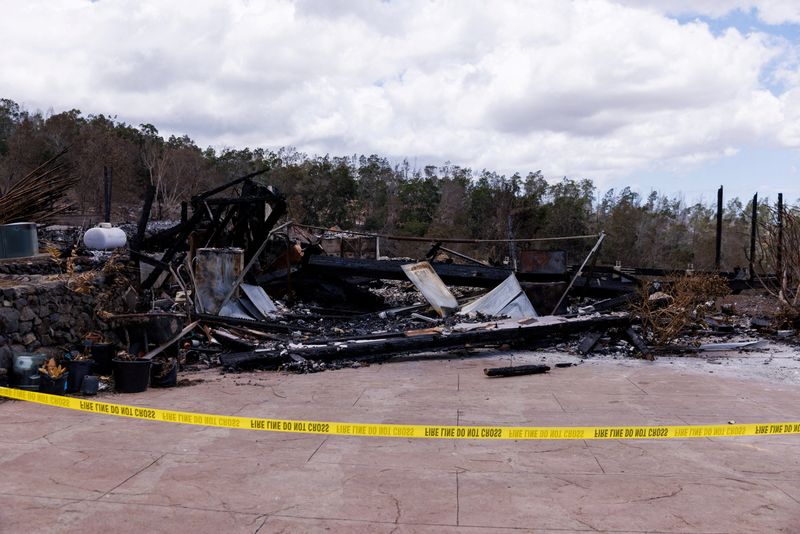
[1,349,799,533]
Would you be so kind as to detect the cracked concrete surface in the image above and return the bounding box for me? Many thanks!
[1,349,799,533]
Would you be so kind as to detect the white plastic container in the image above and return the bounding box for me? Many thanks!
[83,223,127,250]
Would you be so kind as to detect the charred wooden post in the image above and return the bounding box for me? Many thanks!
[715,185,723,270]
[749,193,757,281]
[103,166,113,223]
[506,213,517,270]
[133,185,156,250]
[777,192,784,281]
[582,238,603,289]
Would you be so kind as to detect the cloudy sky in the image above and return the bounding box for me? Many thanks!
[2,0,800,202]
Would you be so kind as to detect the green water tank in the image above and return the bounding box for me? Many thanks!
[0,222,38,259]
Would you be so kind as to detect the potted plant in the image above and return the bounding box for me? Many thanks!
[112,351,152,393]
[38,358,68,395]
[66,349,94,393]
[150,356,178,388]
[84,332,115,376]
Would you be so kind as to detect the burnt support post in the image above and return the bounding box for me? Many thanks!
[506,214,517,270]
[103,166,113,223]
[180,201,188,224]
[134,185,157,250]
[777,192,784,280]
[749,193,757,281]
[715,185,723,270]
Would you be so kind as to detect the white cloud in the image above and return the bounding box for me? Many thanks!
[620,1,800,25]
[0,0,799,186]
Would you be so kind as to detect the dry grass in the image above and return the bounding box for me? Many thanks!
[633,274,730,345]
[756,205,800,324]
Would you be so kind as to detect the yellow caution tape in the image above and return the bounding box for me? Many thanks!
[2,386,799,440]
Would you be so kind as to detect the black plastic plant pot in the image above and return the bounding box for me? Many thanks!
[81,375,99,396]
[90,343,116,376]
[39,372,68,395]
[66,360,93,393]
[150,361,178,388]
[112,359,151,393]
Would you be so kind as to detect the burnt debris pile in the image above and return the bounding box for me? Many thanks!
[1,170,793,394]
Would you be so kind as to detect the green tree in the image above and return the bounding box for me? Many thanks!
[397,175,440,236]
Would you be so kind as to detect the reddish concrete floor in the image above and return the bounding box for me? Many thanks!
[1,351,799,533]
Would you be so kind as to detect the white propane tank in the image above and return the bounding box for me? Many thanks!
[83,223,127,250]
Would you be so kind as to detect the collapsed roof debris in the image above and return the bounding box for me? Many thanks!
[460,273,538,320]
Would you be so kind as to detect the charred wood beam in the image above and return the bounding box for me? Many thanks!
[581,291,642,313]
[203,195,281,205]
[426,242,491,267]
[258,255,633,299]
[577,330,604,355]
[193,168,271,201]
[624,326,653,360]
[583,265,739,278]
[250,194,287,261]
[221,349,289,370]
[301,330,407,344]
[139,181,286,291]
[129,249,182,272]
[192,312,313,334]
[140,209,205,290]
[139,220,188,250]
[221,313,631,369]
[579,265,769,290]
[140,172,277,250]
[203,204,240,248]
[484,364,550,377]
[295,255,568,288]
[569,278,636,297]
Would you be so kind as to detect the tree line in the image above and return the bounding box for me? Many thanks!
[0,98,786,271]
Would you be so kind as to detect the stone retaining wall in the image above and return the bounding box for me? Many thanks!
[0,256,96,276]
[0,279,112,370]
